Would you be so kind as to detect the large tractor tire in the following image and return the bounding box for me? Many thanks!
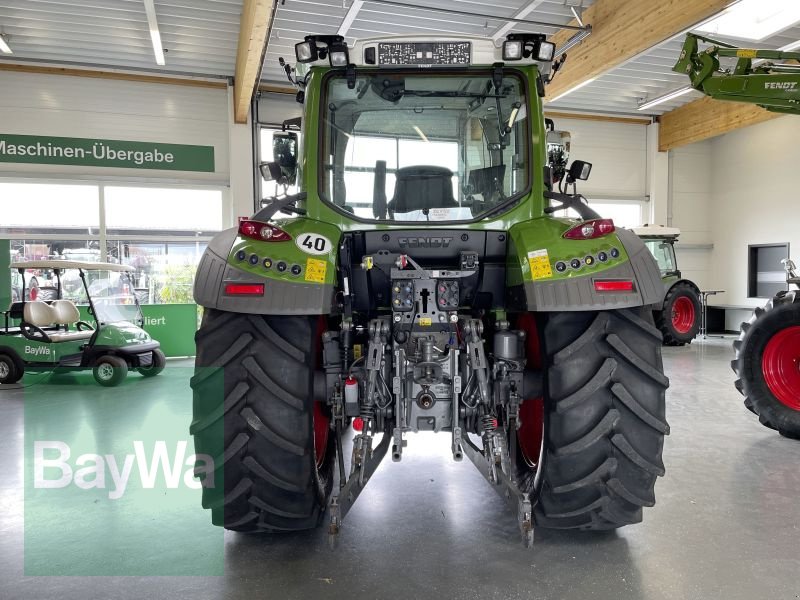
[190,309,335,532]
[654,283,701,346]
[732,292,800,439]
[517,309,669,530]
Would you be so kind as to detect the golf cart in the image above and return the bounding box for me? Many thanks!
[0,260,165,387]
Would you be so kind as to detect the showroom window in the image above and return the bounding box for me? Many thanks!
[2,180,225,304]
[748,243,789,298]
[552,199,645,229]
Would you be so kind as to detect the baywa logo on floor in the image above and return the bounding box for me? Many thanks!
[33,440,214,500]
[24,366,224,576]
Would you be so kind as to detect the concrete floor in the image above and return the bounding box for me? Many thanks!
[1,337,799,600]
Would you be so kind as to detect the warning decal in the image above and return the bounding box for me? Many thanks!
[305,258,327,283]
[527,249,553,280]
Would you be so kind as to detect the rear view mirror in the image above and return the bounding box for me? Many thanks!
[272,131,299,185]
[546,130,571,184]
[259,162,283,182]
[567,160,592,183]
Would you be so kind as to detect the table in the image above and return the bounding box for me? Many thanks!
[700,290,725,339]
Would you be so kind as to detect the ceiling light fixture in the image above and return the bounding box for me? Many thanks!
[696,0,800,42]
[637,86,694,111]
[548,77,597,103]
[0,34,12,55]
[143,0,166,66]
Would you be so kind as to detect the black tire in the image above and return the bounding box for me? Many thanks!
[93,355,128,387]
[190,309,334,532]
[0,352,23,385]
[37,286,58,302]
[732,291,800,439]
[534,308,670,530]
[654,283,701,346]
[138,348,166,377]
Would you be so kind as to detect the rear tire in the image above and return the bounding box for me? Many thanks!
[732,292,800,439]
[0,352,23,385]
[93,355,128,387]
[534,309,670,530]
[138,348,166,377]
[654,283,701,346]
[190,309,334,532]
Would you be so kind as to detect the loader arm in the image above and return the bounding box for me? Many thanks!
[674,33,800,115]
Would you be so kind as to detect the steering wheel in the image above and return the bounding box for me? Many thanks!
[76,321,95,331]
[21,322,51,342]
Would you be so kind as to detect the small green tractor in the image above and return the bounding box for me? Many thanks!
[633,226,701,346]
[674,34,800,437]
[192,34,670,545]
[0,260,164,387]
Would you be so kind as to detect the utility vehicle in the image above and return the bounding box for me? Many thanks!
[191,34,669,545]
[673,33,800,438]
[632,226,701,345]
[0,260,165,387]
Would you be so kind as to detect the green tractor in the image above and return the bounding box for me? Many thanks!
[632,226,701,346]
[673,34,800,438]
[0,260,165,387]
[191,34,670,545]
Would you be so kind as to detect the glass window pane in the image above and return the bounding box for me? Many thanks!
[0,183,99,234]
[104,186,223,234]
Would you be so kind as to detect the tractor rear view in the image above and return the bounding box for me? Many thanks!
[673,34,800,437]
[633,226,701,346]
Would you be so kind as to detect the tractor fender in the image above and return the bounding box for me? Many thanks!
[665,278,700,299]
[193,226,338,315]
[510,227,665,312]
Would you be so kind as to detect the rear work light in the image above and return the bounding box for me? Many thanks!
[563,219,615,240]
[224,283,265,296]
[594,280,634,293]
[238,220,292,242]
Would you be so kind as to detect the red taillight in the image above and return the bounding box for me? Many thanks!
[563,219,615,240]
[352,417,364,432]
[594,280,634,292]
[238,220,292,242]
[224,283,265,296]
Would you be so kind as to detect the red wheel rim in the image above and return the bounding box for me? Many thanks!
[671,296,696,334]
[762,326,800,411]
[313,401,330,467]
[516,313,545,468]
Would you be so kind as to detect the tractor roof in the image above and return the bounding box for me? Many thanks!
[630,225,681,239]
[11,260,134,272]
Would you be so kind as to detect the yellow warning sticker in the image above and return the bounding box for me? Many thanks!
[736,49,757,58]
[419,317,432,326]
[528,249,553,280]
[305,258,327,283]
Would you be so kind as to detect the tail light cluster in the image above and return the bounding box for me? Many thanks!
[238,220,292,242]
[563,219,615,240]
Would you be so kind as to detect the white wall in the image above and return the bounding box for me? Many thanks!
[0,72,231,184]
[669,139,714,291]
[706,115,797,310]
[559,117,648,200]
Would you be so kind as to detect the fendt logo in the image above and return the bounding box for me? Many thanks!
[765,81,798,91]
[25,345,51,357]
[398,237,453,249]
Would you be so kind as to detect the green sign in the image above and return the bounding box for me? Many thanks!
[0,133,215,172]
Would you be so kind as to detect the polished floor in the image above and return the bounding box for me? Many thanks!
[1,337,799,600]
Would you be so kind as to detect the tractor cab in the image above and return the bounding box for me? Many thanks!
[632,225,682,278]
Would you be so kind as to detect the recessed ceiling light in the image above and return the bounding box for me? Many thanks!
[0,34,12,54]
[696,0,800,42]
[638,86,694,111]
[143,0,166,66]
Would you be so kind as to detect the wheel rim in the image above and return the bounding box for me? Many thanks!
[762,326,800,411]
[98,363,114,381]
[313,402,330,468]
[671,296,696,334]
[516,313,545,468]
[0,362,9,379]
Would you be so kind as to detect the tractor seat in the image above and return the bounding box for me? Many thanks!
[387,166,458,215]
[23,300,94,343]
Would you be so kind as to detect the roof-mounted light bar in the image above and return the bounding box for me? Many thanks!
[295,35,351,68]
[502,33,555,63]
